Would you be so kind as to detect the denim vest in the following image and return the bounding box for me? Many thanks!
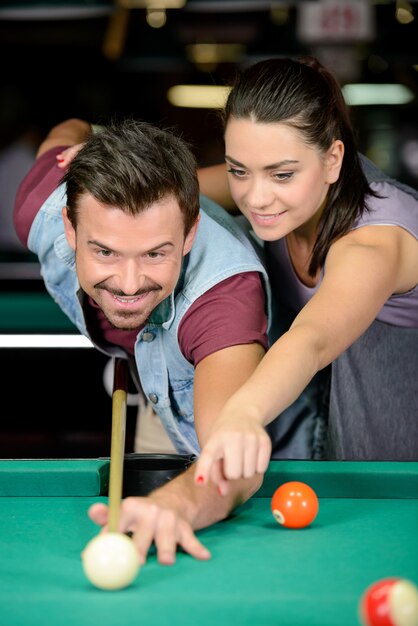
[28,187,270,455]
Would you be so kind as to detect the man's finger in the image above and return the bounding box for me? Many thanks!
[154,511,179,565]
[124,499,158,564]
[88,502,109,526]
[179,524,211,561]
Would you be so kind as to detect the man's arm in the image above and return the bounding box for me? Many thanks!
[88,342,268,566]
[89,461,263,565]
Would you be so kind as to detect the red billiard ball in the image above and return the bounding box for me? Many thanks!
[359,577,418,626]
[271,481,319,529]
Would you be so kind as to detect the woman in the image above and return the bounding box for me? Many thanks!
[194,56,418,490]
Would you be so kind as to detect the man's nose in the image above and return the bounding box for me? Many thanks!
[118,260,146,295]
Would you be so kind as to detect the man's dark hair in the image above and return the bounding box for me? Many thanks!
[62,118,200,235]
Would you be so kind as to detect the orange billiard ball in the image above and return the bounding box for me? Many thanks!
[271,481,319,529]
[359,577,418,626]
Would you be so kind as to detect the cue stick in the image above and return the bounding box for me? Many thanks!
[107,357,129,533]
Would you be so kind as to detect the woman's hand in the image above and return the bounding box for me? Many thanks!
[194,414,272,494]
[56,143,84,168]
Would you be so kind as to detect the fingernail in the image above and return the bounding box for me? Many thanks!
[161,553,175,565]
[56,157,64,162]
[202,549,211,559]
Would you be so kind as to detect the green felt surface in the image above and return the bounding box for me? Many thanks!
[259,460,418,498]
[0,460,109,496]
[1,460,417,626]
[0,293,77,332]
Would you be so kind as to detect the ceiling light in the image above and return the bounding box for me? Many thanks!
[167,85,231,108]
[146,8,166,27]
[396,0,414,24]
[342,83,414,105]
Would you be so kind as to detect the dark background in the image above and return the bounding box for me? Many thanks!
[1,0,417,457]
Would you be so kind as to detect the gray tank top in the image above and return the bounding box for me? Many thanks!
[266,156,418,329]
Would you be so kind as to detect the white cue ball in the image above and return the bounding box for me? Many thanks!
[390,579,418,626]
[82,532,140,590]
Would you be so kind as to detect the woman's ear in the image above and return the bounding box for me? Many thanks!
[325,140,344,184]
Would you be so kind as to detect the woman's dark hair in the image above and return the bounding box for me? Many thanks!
[62,118,200,235]
[222,56,377,276]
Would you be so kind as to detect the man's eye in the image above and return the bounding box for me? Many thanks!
[98,249,112,257]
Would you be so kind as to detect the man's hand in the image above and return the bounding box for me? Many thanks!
[88,493,211,566]
[87,457,262,565]
[194,415,272,494]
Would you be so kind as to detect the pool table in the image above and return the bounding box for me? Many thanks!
[1,459,417,626]
[0,290,76,333]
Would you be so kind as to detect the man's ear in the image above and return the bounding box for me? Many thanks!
[62,206,76,250]
[325,139,344,184]
[183,215,200,256]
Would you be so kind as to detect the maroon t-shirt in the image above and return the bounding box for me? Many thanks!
[14,147,268,365]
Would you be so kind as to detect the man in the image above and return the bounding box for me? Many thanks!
[14,117,272,565]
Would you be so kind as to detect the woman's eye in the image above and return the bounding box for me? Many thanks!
[274,172,293,181]
[227,167,246,178]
